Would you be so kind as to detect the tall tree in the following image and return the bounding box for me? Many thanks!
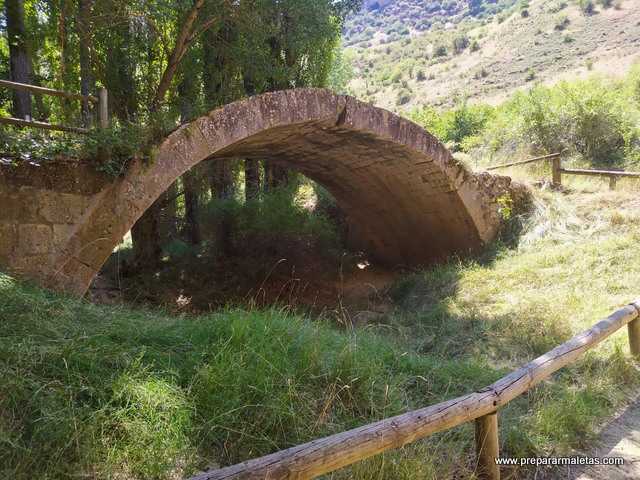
[202,1,239,201]
[178,46,203,245]
[5,0,34,119]
[77,0,95,127]
[57,0,76,121]
[152,0,219,111]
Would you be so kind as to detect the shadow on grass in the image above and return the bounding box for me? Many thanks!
[0,273,509,480]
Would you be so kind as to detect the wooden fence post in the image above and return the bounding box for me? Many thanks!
[98,87,109,129]
[609,176,618,191]
[475,411,500,480]
[551,155,562,187]
[629,319,640,359]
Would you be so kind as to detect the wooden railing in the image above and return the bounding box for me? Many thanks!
[0,79,109,134]
[556,167,640,191]
[485,152,562,171]
[486,152,640,190]
[188,301,640,480]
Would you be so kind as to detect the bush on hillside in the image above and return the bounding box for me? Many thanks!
[481,79,640,166]
[452,35,470,54]
[434,44,448,57]
[396,88,413,106]
[554,14,570,30]
[579,0,595,14]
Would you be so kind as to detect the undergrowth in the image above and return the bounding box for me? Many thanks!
[0,274,499,479]
[2,186,640,480]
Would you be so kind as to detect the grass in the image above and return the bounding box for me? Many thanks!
[2,181,640,479]
[0,275,499,479]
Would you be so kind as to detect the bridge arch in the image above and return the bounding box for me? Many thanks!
[1,89,517,295]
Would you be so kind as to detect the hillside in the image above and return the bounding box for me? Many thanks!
[344,0,518,46]
[344,0,640,110]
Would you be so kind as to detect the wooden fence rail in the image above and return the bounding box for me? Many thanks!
[485,152,561,171]
[486,153,640,190]
[557,167,640,191]
[0,80,108,134]
[189,301,640,480]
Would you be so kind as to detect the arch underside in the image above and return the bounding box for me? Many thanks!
[42,89,504,296]
[210,119,479,264]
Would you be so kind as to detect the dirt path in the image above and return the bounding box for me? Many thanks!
[567,398,640,480]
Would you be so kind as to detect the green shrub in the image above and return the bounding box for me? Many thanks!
[579,0,595,14]
[396,88,413,106]
[452,35,470,54]
[82,122,148,176]
[474,67,489,79]
[434,45,448,57]
[410,101,495,152]
[481,78,640,166]
[200,185,341,263]
[525,68,536,81]
[554,14,570,30]
[548,1,568,13]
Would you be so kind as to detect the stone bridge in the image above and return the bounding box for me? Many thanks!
[0,89,522,296]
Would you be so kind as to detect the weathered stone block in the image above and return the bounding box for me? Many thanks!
[53,224,76,250]
[9,254,49,278]
[0,190,41,222]
[18,224,53,255]
[39,192,91,224]
[0,223,17,260]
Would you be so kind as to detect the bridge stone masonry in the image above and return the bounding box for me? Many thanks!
[0,89,528,296]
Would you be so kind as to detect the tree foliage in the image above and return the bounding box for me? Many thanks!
[1,0,362,127]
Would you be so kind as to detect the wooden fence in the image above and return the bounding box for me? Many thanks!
[189,301,640,480]
[0,79,109,134]
[487,152,640,190]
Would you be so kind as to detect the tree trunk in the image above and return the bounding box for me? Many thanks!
[263,163,273,193]
[152,0,209,110]
[182,169,202,245]
[106,23,137,121]
[131,201,163,270]
[5,0,34,119]
[77,0,95,127]
[210,160,235,199]
[264,164,288,192]
[245,159,260,201]
[178,51,203,245]
[159,182,178,241]
[58,0,74,122]
[203,9,237,201]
